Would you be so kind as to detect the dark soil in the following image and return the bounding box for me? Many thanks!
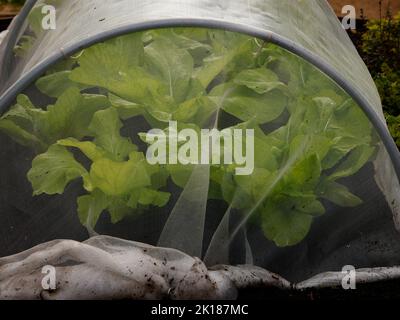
[238,279,400,300]
[0,17,12,31]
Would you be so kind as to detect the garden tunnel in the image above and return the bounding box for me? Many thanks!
[0,0,400,286]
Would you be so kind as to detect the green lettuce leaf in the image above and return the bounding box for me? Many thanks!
[261,203,313,247]
[145,38,194,103]
[88,152,151,197]
[210,83,287,124]
[234,68,288,95]
[36,71,89,98]
[319,179,363,207]
[88,108,137,161]
[28,145,87,196]
[77,189,110,227]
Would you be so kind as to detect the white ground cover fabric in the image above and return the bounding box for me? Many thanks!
[1,235,400,300]
[0,236,290,300]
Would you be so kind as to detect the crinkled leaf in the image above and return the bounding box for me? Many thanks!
[89,152,150,197]
[70,34,160,103]
[3,88,110,148]
[138,188,171,207]
[28,145,87,196]
[36,71,88,98]
[0,95,44,149]
[38,88,110,143]
[89,108,137,161]
[58,138,105,161]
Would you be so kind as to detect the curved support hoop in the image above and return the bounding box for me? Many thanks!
[0,0,39,89]
[0,19,399,180]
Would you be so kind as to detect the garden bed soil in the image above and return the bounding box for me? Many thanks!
[238,279,400,300]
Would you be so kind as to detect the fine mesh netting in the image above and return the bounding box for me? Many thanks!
[0,0,400,284]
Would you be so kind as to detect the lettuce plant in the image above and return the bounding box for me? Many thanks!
[0,28,378,248]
